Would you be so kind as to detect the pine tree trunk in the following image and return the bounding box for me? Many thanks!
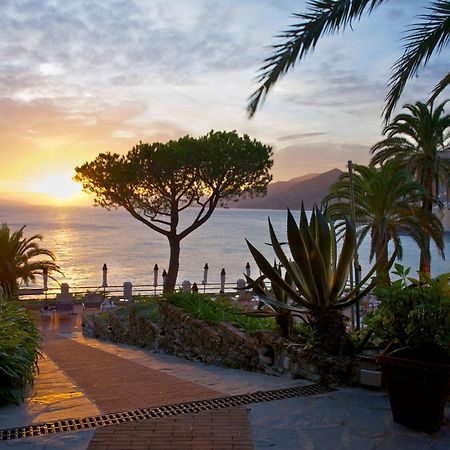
[165,236,180,292]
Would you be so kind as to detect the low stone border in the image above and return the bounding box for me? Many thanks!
[82,301,363,385]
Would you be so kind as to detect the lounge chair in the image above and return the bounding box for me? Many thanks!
[82,293,103,310]
[55,300,74,315]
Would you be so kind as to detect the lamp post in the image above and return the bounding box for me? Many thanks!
[348,160,361,330]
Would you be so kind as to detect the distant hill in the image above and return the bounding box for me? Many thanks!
[233,168,342,210]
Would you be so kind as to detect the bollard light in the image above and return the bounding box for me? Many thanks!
[153,264,159,287]
[245,262,251,278]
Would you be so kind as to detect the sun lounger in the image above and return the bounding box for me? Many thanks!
[82,293,103,310]
[55,301,74,315]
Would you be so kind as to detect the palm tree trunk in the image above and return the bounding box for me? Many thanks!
[376,241,390,286]
[419,172,433,276]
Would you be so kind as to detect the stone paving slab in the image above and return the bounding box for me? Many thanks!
[250,388,450,449]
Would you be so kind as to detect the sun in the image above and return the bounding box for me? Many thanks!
[30,172,86,205]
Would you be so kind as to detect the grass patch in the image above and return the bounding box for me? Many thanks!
[165,292,276,334]
[0,300,40,405]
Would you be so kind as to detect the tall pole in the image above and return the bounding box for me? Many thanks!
[348,161,361,329]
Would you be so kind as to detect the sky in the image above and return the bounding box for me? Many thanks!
[1,0,449,205]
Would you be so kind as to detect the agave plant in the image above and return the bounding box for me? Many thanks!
[246,206,395,355]
[245,264,305,339]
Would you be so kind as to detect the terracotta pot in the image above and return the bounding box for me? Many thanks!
[378,353,450,433]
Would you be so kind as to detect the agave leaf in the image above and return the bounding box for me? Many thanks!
[314,208,332,284]
[329,218,355,302]
[255,292,309,312]
[244,274,267,298]
[338,279,377,308]
[246,240,300,301]
[286,210,316,300]
[268,219,308,298]
[293,208,328,306]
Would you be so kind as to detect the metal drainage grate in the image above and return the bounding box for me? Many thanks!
[0,383,333,441]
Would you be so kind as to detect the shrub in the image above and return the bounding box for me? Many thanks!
[165,292,276,334]
[0,301,40,405]
[365,265,450,362]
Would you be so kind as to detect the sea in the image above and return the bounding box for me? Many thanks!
[0,205,449,291]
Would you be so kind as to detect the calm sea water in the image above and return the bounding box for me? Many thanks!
[0,205,448,290]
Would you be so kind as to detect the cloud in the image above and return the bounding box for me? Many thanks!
[278,132,327,142]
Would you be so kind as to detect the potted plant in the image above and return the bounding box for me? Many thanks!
[367,265,450,432]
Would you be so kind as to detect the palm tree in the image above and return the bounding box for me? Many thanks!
[370,101,450,274]
[322,161,444,282]
[247,0,450,121]
[0,224,61,298]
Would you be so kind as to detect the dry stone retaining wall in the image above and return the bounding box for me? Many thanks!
[158,301,259,370]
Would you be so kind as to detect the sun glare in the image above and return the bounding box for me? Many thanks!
[30,172,85,205]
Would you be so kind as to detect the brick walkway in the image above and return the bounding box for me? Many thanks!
[42,332,254,449]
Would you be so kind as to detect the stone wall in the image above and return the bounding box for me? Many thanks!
[158,300,259,370]
[83,310,159,349]
[82,301,358,385]
[254,330,355,385]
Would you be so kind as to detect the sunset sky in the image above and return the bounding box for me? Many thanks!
[1,0,449,205]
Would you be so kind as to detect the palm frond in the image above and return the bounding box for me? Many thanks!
[247,0,386,117]
[429,72,450,104]
[384,1,450,121]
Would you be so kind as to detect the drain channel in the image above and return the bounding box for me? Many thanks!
[0,383,333,441]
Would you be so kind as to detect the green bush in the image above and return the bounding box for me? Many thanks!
[165,292,276,334]
[0,301,41,405]
[365,265,450,362]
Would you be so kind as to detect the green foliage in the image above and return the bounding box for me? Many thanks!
[371,101,450,205]
[74,131,273,291]
[0,301,40,405]
[247,205,380,313]
[165,292,276,334]
[0,224,61,298]
[370,101,450,274]
[248,0,450,122]
[131,297,160,323]
[365,264,450,362]
[323,161,444,280]
[246,205,389,355]
[246,264,302,338]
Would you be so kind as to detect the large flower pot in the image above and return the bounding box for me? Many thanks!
[378,353,450,433]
